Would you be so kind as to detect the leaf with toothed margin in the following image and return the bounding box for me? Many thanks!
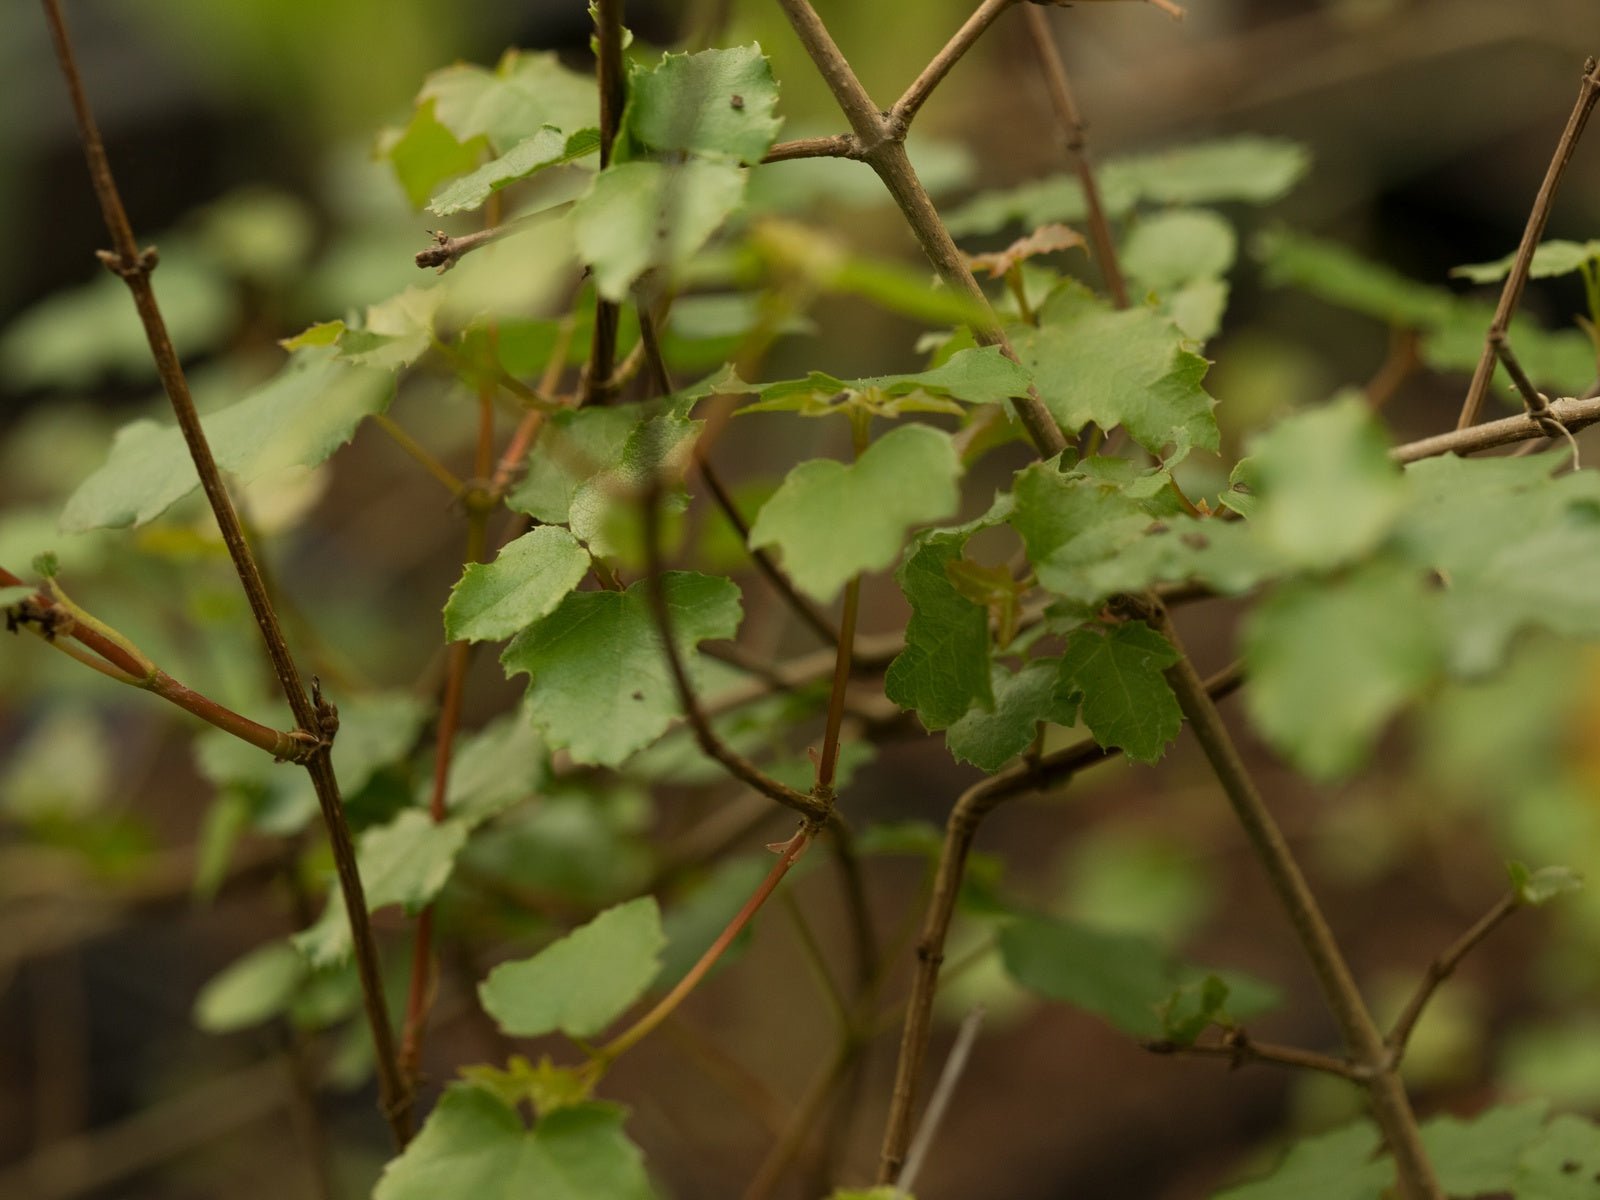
[428,127,601,217]
[444,526,592,644]
[1057,621,1182,764]
[501,572,742,766]
[625,44,783,165]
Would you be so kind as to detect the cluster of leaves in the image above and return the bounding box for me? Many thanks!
[11,14,1600,1200]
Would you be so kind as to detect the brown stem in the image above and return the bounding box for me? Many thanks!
[38,0,409,1143]
[1020,4,1130,308]
[1364,327,1422,410]
[772,0,1066,458]
[1145,1030,1365,1081]
[1390,392,1600,462]
[742,1041,853,1200]
[1456,56,1600,431]
[584,0,628,406]
[1387,892,1520,1057]
[415,223,513,272]
[1157,612,1439,1199]
[896,1005,986,1198]
[762,134,863,163]
[891,0,1018,130]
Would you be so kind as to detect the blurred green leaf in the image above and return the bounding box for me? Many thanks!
[736,347,1031,418]
[1509,862,1585,907]
[1419,1100,1548,1196]
[1123,209,1238,291]
[419,51,598,155]
[60,350,391,532]
[1211,1123,1387,1199]
[627,45,783,165]
[429,128,600,217]
[749,424,962,603]
[1516,1114,1600,1199]
[194,940,307,1033]
[384,99,486,210]
[1452,240,1600,284]
[480,897,663,1039]
[446,704,549,823]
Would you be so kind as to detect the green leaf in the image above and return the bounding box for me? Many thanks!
[429,128,601,217]
[510,405,648,525]
[479,896,664,1039]
[502,573,742,766]
[1123,209,1238,291]
[384,100,486,210]
[998,912,1181,1038]
[445,527,592,644]
[446,704,549,822]
[735,347,1032,417]
[61,350,391,531]
[1451,239,1600,284]
[627,45,783,165]
[1515,1114,1600,1199]
[885,503,1014,730]
[1508,862,1585,906]
[193,940,307,1033]
[749,424,962,603]
[1211,1123,1388,1200]
[946,135,1309,236]
[944,660,1077,772]
[419,50,598,155]
[567,398,704,562]
[325,691,432,796]
[1017,282,1218,459]
[1057,621,1182,764]
[1419,1100,1548,1197]
[0,253,237,390]
[1248,393,1402,571]
[571,160,746,301]
[374,1088,652,1200]
[282,287,444,371]
[1395,455,1600,673]
[1243,562,1440,780]
[1008,462,1154,603]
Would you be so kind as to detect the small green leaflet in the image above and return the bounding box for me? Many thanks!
[384,100,484,210]
[1248,393,1402,571]
[479,896,664,1039]
[373,1089,653,1200]
[418,50,598,156]
[1057,621,1182,764]
[193,940,307,1033]
[1211,1123,1388,1199]
[1452,239,1600,284]
[444,526,591,644]
[625,44,783,165]
[501,572,741,766]
[570,160,746,301]
[1123,209,1238,291]
[1015,282,1218,460]
[749,424,962,603]
[60,349,391,532]
[1007,462,1154,603]
[282,287,443,371]
[1243,562,1441,780]
[735,346,1031,418]
[429,127,601,217]
[946,135,1309,236]
[1508,862,1584,907]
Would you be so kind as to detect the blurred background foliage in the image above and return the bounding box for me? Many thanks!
[2,1,1600,1198]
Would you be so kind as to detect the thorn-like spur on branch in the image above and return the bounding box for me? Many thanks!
[414,224,513,273]
[1456,55,1600,432]
[38,0,410,1146]
[1387,891,1521,1058]
[1145,1029,1367,1081]
[1390,393,1600,463]
[641,486,832,826]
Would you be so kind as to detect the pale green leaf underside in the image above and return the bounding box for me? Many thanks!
[749,423,962,603]
[61,350,391,531]
[193,940,306,1034]
[571,160,746,301]
[445,526,592,643]
[737,346,1031,415]
[1123,208,1238,291]
[501,572,742,766]
[429,127,600,217]
[479,896,664,1039]
[374,1089,652,1200]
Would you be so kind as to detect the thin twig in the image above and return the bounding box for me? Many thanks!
[1456,56,1600,431]
[895,1006,986,1199]
[1364,327,1422,409]
[891,0,1017,130]
[773,0,1066,458]
[1390,392,1600,462]
[1156,608,1440,1199]
[1387,892,1520,1056]
[742,1041,854,1200]
[762,134,863,163]
[1145,1030,1365,1081]
[1020,4,1129,307]
[414,223,513,272]
[38,0,409,1143]
[371,412,467,496]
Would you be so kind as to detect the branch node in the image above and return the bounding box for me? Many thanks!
[96,244,158,279]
